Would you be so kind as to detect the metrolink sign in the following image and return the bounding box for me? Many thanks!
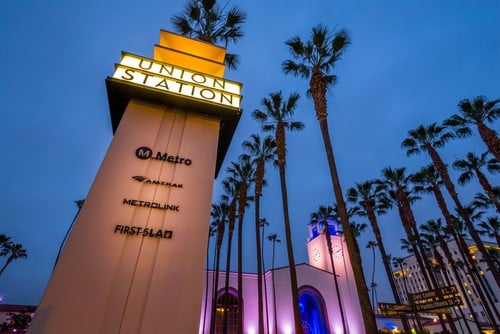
[112,53,241,109]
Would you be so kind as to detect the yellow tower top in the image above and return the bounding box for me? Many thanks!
[154,30,226,77]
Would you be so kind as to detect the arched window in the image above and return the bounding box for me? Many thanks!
[299,286,329,334]
[214,289,239,334]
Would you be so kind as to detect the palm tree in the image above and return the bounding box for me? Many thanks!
[220,178,238,334]
[259,218,271,334]
[203,221,217,333]
[0,242,27,276]
[346,180,413,332]
[241,134,275,334]
[0,234,11,257]
[444,95,500,160]
[365,240,378,311]
[472,190,500,210]
[380,168,428,286]
[226,158,254,333]
[453,151,500,212]
[310,205,348,333]
[170,0,246,70]
[283,24,377,333]
[267,233,281,334]
[402,123,500,286]
[253,91,304,334]
[392,256,425,333]
[477,216,500,246]
[380,167,454,334]
[419,219,477,332]
[411,163,499,324]
[54,199,85,269]
[209,200,228,334]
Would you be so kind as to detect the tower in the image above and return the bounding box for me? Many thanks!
[28,31,242,334]
[307,218,344,272]
[306,218,365,333]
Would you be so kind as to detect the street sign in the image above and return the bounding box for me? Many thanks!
[378,302,412,316]
[409,285,458,302]
[413,297,462,312]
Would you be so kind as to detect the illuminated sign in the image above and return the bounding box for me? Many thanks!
[112,53,242,109]
[114,224,173,239]
[135,146,192,165]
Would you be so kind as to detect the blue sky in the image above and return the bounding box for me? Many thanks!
[1,0,499,306]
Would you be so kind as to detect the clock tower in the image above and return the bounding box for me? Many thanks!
[307,218,345,273]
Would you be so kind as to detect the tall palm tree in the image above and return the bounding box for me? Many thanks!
[0,242,27,276]
[203,220,217,333]
[226,158,254,333]
[402,123,500,286]
[444,95,500,160]
[209,200,228,334]
[259,218,271,334]
[419,219,477,333]
[54,199,85,269]
[241,134,276,334]
[410,163,499,325]
[283,24,377,333]
[346,180,413,333]
[221,178,238,334]
[453,151,500,212]
[365,240,378,311]
[267,233,281,334]
[392,256,424,333]
[310,205,348,333]
[170,0,246,70]
[449,211,500,330]
[380,168,427,284]
[380,167,457,331]
[253,91,304,334]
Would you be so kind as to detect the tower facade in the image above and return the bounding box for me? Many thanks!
[306,218,366,333]
[29,31,242,334]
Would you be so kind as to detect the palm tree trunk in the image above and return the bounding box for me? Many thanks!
[254,193,265,334]
[366,206,412,333]
[0,259,12,276]
[278,165,302,334]
[210,243,222,334]
[276,123,303,334]
[436,237,477,332]
[408,222,453,333]
[432,248,468,333]
[453,231,500,331]
[317,117,377,333]
[202,232,212,333]
[262,222,271,334]
[477,122,500,161]
[396,261,425,333]
[223,199,237,334]
[271,240,279,334]
[427,144,500,286]
[323,221,348,333]
[237,213,244,334]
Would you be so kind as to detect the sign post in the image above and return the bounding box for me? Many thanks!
[29,30,242,334]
